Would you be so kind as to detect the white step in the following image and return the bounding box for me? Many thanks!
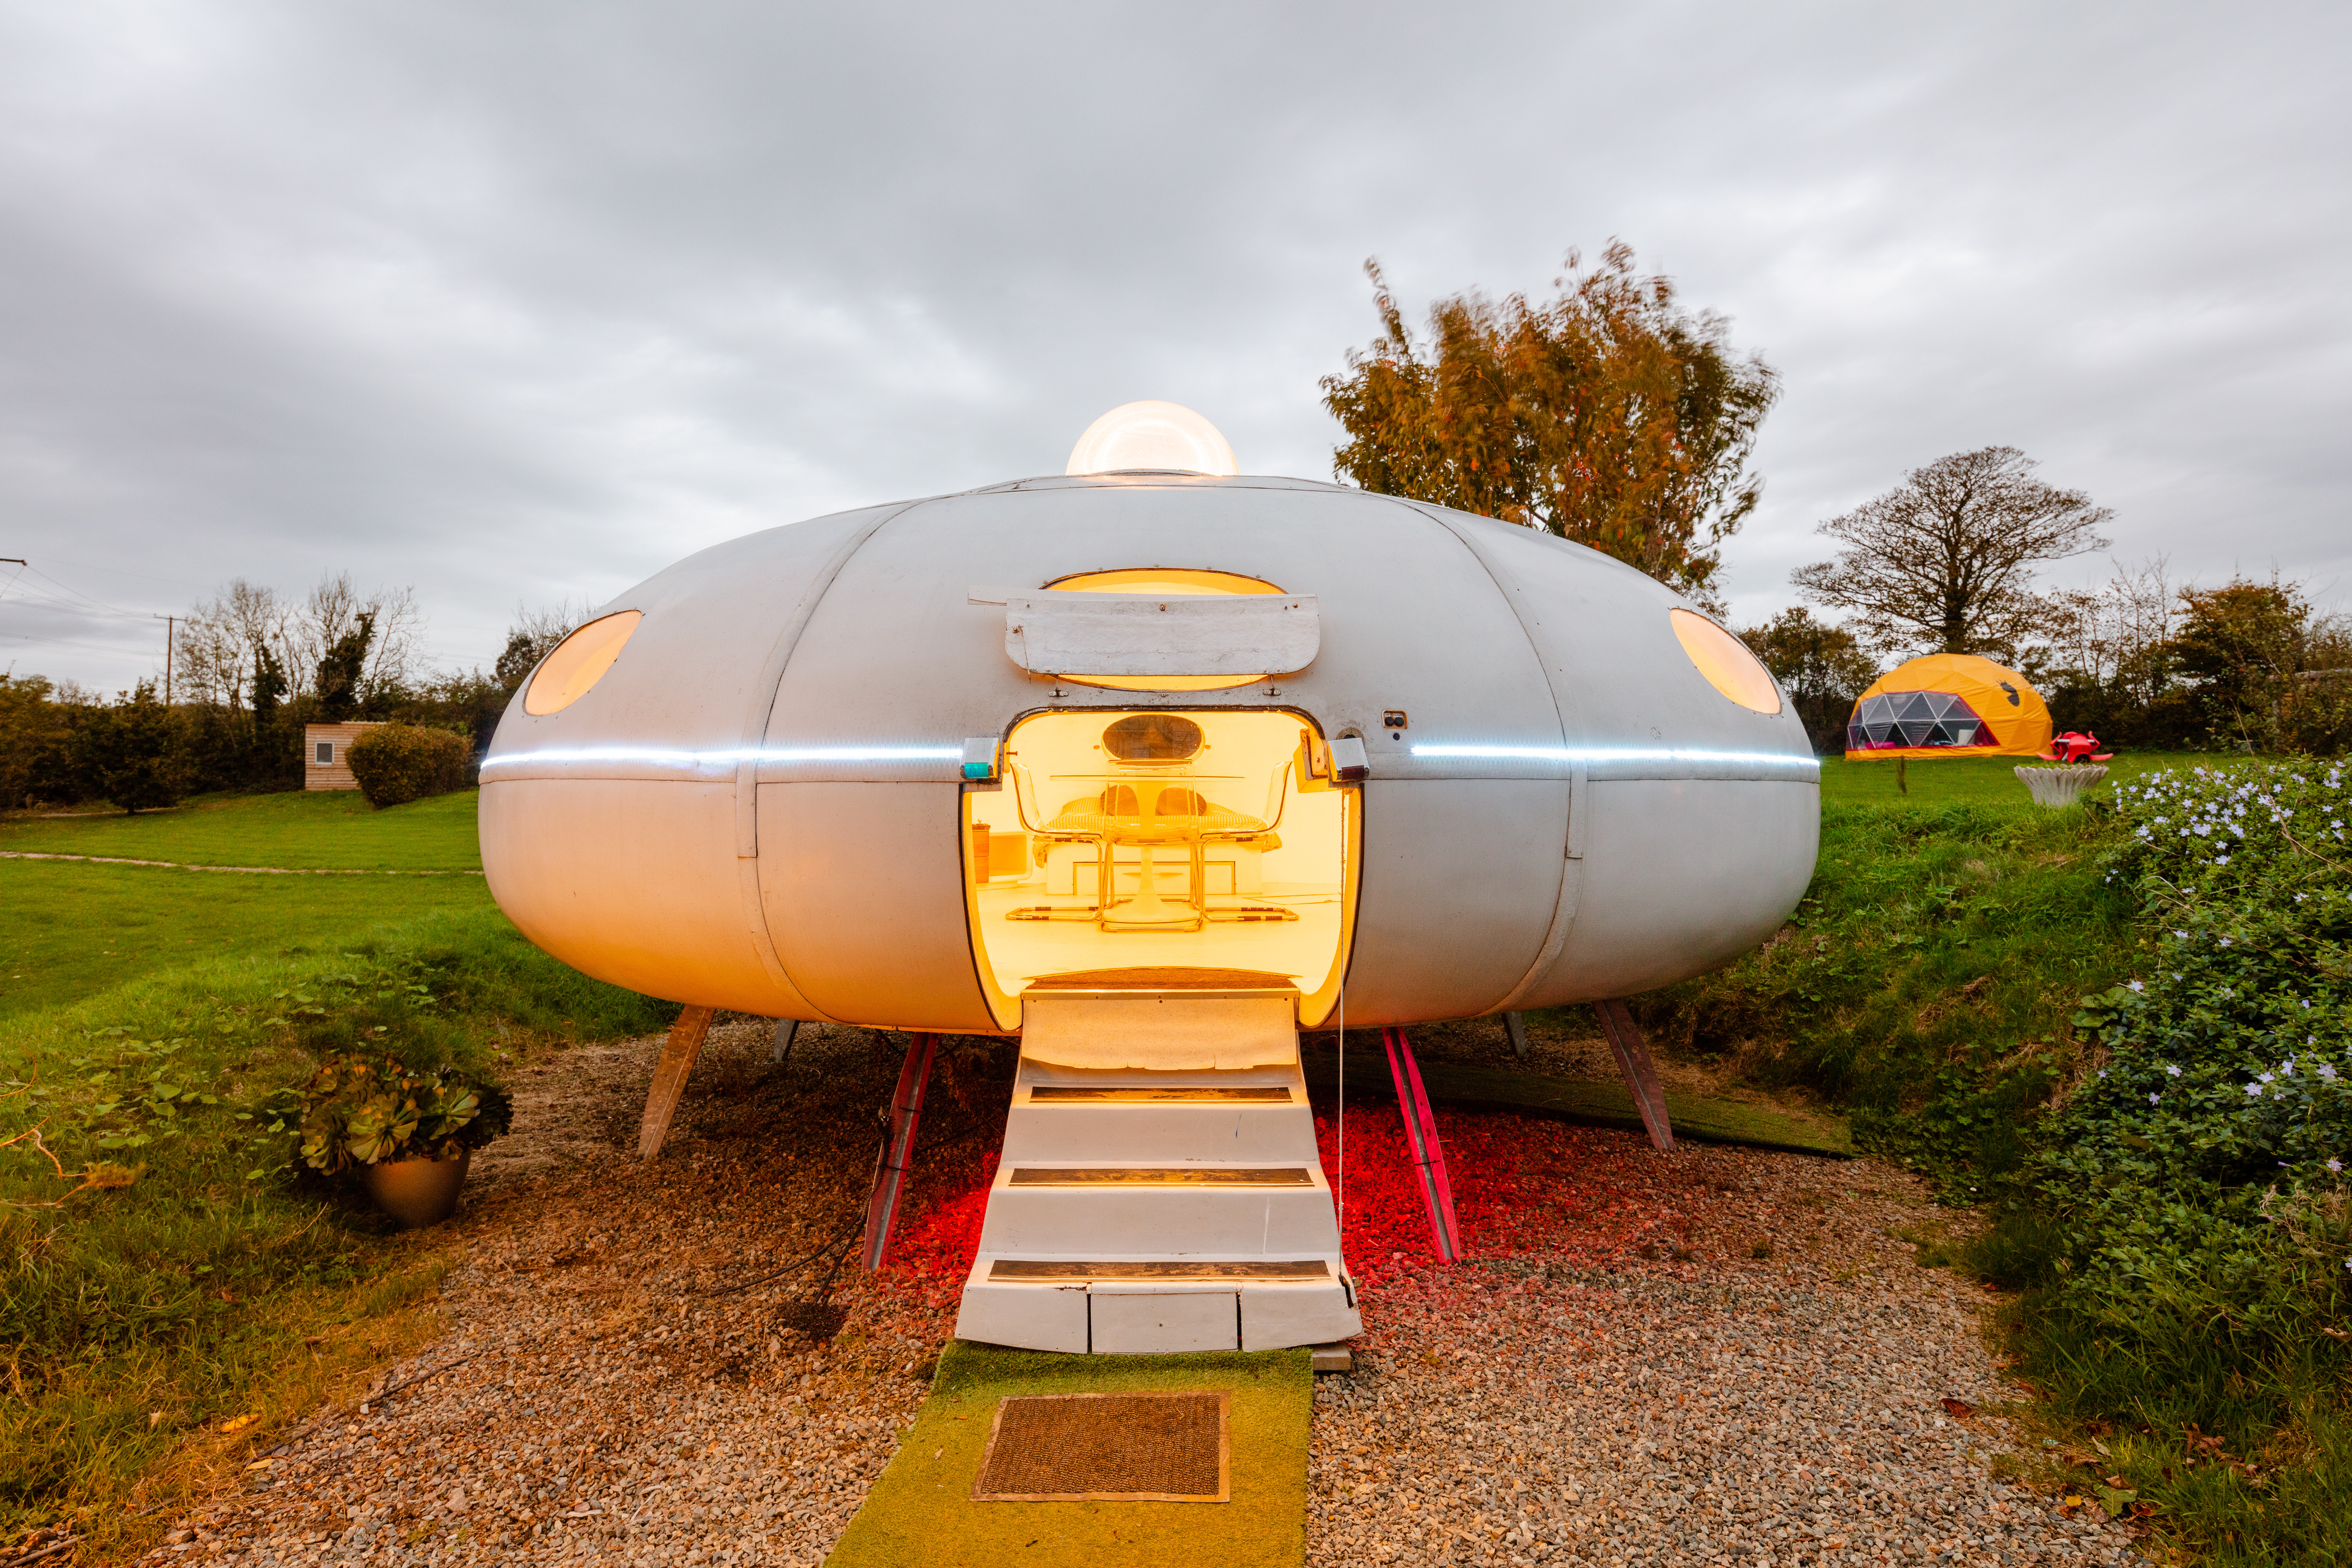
[950,992,1362,1355]
[955,1253,1361,1354]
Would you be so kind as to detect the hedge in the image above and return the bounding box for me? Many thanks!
[344,724,468,808]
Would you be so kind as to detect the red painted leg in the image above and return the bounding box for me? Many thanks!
[1383,1027,1461,1263]
[861,1032,937,1271]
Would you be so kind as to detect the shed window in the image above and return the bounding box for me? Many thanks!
[316,741,334,764]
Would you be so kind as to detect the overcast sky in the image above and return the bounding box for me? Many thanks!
[3,1,2346,693]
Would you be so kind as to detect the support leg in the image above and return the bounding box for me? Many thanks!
[1502,1011,1530,1058]
[862,1032,937,1271]
[771,1017,799,1067]
[1383,1028,1461,1263]
[1594,998,1675,1151]
[638,1004,715,1160]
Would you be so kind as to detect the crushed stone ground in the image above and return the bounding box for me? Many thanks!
[143,1019,2145,1567]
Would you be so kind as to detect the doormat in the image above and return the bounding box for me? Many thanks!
[973,1391,1228,1501]
[823,1341,1310,1568]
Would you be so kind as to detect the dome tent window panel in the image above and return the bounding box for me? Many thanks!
[964,709,1353,1019]
[1845,690,1995,751]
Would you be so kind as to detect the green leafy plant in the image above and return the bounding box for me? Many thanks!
[344,722,468,808]
[290,1053,512,1174]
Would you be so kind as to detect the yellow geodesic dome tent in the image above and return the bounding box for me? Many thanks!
[1844,654,2053,760]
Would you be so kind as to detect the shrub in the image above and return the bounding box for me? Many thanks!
[345,722,466,808]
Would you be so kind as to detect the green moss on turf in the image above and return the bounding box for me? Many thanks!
[828,1342,1312,1568]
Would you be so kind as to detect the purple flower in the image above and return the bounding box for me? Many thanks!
[2246,1083,2264,1098]
[2323,1066,2340,1082]
[2329,1159,2344,1174]
[2127,980,2145,993]
[2149,1093,2162,1105]
[2166,1064,2182,1077]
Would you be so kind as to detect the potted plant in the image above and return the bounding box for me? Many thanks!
[296,1054,514,1228]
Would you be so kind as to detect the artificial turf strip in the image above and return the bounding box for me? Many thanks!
[1298,1048,1854,1158]
[825,1342,1312,1568]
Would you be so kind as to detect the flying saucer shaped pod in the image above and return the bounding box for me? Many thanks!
[480,437,1818,1032]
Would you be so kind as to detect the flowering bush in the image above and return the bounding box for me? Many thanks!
[2032,762,2352,1332]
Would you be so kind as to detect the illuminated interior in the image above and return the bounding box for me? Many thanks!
[524,610,642,716]
[965,708,1356,1030]
[1669,608,1782,715]
[1046,569,1284,692]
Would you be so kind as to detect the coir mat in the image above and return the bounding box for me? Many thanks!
[824,1341,1312,1568]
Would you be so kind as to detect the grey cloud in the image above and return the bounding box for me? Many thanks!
[1,0,2345,689]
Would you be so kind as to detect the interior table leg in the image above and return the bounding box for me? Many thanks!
[1594,998,1676,1151]
[1383,1027,1461,1263]
[862,1032,937,1271]
[637,1004,715,1160]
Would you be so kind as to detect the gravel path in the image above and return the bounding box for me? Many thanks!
[141,1022,2145,1568]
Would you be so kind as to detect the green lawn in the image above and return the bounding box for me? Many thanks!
[0,788,483,871]
[1818,751,2246,806]
[0,861,495,1021]
[0,788,668,1557]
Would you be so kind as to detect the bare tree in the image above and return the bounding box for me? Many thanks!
[1791,447,2112,659]
[2040,556,2174,706]
[287,573,424,698]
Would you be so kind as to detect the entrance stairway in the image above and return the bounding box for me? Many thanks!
[953,990,1362,1354]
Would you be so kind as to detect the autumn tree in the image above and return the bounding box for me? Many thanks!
[1322,242,1780,606]
[1791,446,2111,659]
[1738,608,1880,753]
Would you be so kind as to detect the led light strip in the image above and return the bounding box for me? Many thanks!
[1411,743,1820,771]
[478,744,962,772]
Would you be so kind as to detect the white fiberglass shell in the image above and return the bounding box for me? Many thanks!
[479,474,1819,1030]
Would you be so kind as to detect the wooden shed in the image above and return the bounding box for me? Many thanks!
[304,722,385,791]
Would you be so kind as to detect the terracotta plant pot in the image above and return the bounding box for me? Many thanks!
[359,1149,472,1228]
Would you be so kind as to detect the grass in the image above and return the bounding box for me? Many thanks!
[0,861,493,1021]
[827,1342,1313,1567]
[1817,751,2246,807]
[0,791,670,1559]
[1659,750,2352,1565]
[0,788,484,871]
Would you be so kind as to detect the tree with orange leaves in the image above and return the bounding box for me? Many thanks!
[1320,242,1779,607]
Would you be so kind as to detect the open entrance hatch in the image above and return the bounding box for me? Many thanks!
[963,707,1357,1030]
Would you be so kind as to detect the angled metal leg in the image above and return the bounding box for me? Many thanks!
[1383,1027,1461,1263]
[771,1018,799,1066]
[862,1033,937,1271]
[1594,998,1675,1151]
[637,1005,715,1160]
[1503,1011,1530,1057]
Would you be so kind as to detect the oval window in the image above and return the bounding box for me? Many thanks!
[524,610,643,716]
[1669,608,1781,715]
[1101,713,1206,762]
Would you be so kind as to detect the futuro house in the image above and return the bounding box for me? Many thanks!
[479,402,1821,1355]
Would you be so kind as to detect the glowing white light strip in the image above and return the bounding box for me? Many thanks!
[478,744,962,772]
[1411,743,1820,771]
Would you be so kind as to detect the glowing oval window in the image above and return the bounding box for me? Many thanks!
[523,610,642,716]
[1669,608,1781,715]
[1044,568,1284,690]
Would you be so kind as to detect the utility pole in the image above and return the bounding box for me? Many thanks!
[154,613,176,704]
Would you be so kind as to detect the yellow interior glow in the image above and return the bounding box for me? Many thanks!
[964,708,1357,1030]
[1669,608,1781,715]
[1044,570,1282,691]
[522,610,642,716]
